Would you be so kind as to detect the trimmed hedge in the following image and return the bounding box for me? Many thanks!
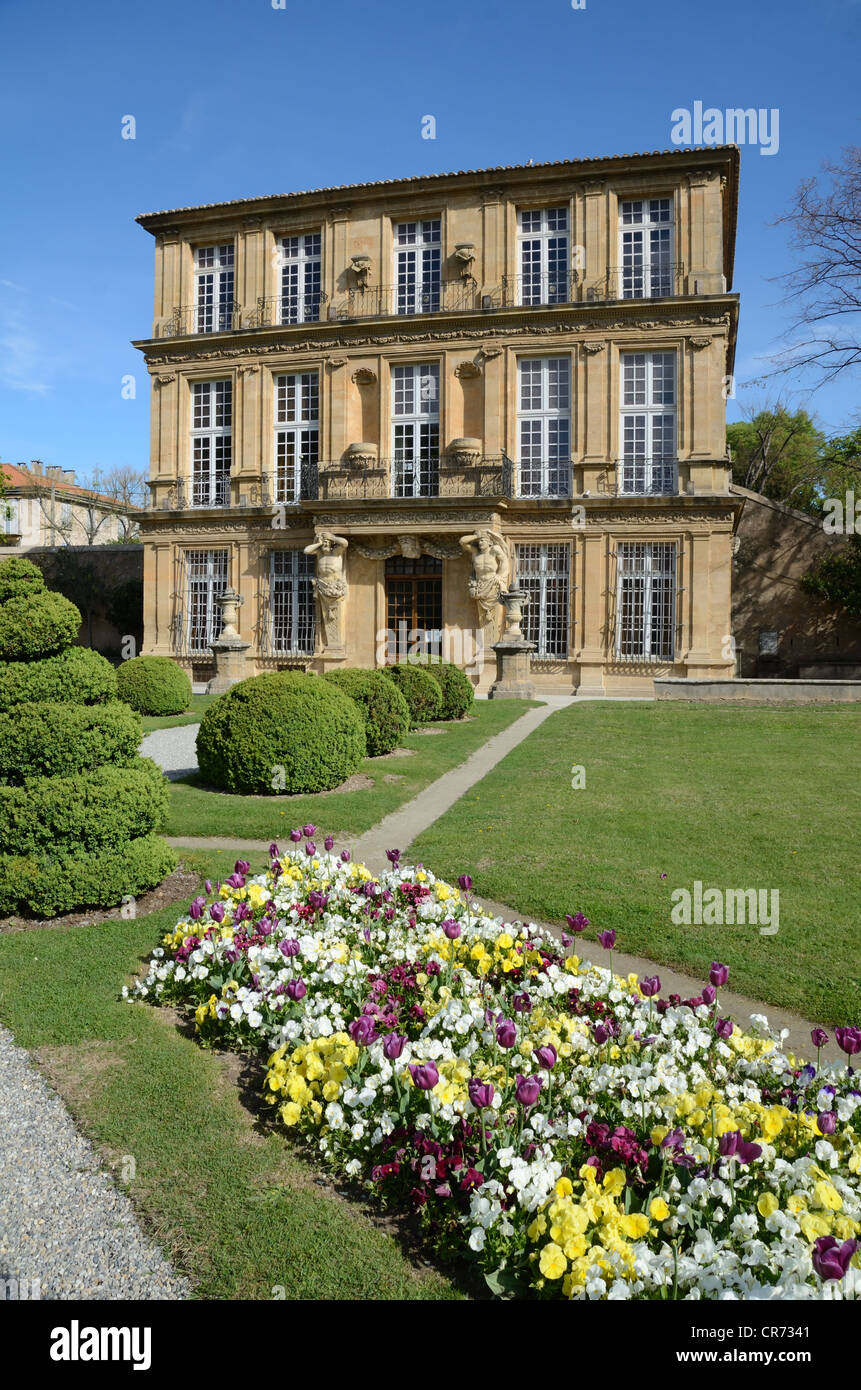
[0,646,117,712]
[0,701,142,785]
[0,834,178,918]
[379,663,443,726]
[0,590,81,662]
[0,556,45,604]
[415,657,475,720]
[196,671,366,795]
[0,757,168,855]
[322,668,410,756]
[116,655,192,716]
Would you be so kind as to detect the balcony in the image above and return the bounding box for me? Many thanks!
[156,303,243,337]
[581,264,686,302]
[303,455,515,502]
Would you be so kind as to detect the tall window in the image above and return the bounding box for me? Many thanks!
[274,372,319,503]
[615,542,676,661]
[391,363,440,497]
[184,549,228,655]
[394,219,441,315]
[280,233,321,324]
[620,352,676,494]
[517,357,571,497]
[191,381,232,506]
[517,206,569,305]
[270,550,315,655]
[515,544,570,659]
[194,244,234,332]
[619,199,673,298]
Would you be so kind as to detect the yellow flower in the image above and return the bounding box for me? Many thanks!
[602,1168,626,1197]
[757,1192,779,1218]
[279,1102,302,1126]
[527,1215,547,1241]
[649,1197,670,1222]
[761,1108,787,1141]
[555,1177,573,1198]
[538,1243,567,1279]
[618,1213,650,1240]
[799,1211,832,1241]
[812,1180,842,1212]
[495,932,514,951]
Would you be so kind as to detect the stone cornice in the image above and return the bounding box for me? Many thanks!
[136,301,737,366]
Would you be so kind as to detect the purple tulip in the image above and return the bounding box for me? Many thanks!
[593,1023,610,1046]
[565,912,589,933]
[715,1018,734,1040]
[290,828,302,843]
[709,962,729,988]
[302,825,317,837]
[348,1015,378,1045]
[324,835,334,851]
[597,930,616,951]
[812,1237,857,1281]
[225,873,245,889]
[269,843,279,859]
[817,1111,837,1135]
[811,1027,829,1049]
[362,927,371,944]
[189,896,205,921]
[382,1032,406,1060]
[408,1062,439,1090]
[535,1045,557,1070]
[468,1079,494,1109]
[285,977,306,1001]
[496,1020,517,1049]
[204,880,212,894]
[305,842,316,857]
[512,992,532,1014]
[234,860,250,875]
[279,937,300,958]
[640,975,661,998]
[386,848,401,866]
[340,850,351,863]
[307,891,329,911]
[458,874,473,892]
[835,1026,861,1057]
[515,1074,543,1108]
[701,985,717,1006]
[440,919,459,941]
[208,901,225,923]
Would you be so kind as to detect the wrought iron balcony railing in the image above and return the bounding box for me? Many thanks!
[156,303,243,337]
[581,264,686,302]
[151,473,273,511]
[323,281,487,320]
[597,460,680,496]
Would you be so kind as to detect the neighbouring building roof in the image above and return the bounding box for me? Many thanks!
[2,464,142,512]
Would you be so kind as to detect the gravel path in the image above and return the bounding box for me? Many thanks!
[141,724,200,779]
[0,1025,190,1300]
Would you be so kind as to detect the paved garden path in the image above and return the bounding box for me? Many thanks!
[0,1024,190,1300]
[154,698,842,1063]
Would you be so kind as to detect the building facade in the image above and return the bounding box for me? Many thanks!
[1,463,139,550]
[134,147,740,693]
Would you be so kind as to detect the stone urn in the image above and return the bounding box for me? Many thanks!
[489,587,536,699]
[207,587,251,694]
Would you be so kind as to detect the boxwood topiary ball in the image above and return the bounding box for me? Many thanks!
[379,663,443,727]
[322,668,410,756]
[116,655,192,716]
[195,671,367,795]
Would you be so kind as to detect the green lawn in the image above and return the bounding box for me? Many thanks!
[165,700,537,839]
[0,849,460,1302]
[409,702,861,1025]
[141,693,217,732]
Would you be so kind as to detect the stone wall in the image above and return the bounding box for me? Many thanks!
[731,486,861,678]
[26,546,143,658]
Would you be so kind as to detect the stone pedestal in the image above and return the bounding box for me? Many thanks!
[488,587,536,699]
[206,587,251,694]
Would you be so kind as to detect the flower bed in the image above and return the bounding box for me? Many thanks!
[128,836,861,1300]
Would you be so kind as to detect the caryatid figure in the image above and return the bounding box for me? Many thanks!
[304,529,349,652]
[459,529,511,633]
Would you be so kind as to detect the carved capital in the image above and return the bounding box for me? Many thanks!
[689,336,713,351]
[581,341,606,356]
[154,373,176,386]
[454,360,482,379]
[351,367,377,386]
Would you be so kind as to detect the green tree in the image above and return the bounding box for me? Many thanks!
[727,405,827,513]
[801,534,861,617]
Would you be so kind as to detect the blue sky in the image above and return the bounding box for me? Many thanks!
[1,0,859,478]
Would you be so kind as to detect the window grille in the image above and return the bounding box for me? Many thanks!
[183,549,228,655]
[515,543,571,658]
[191,381,232,506]
[194,244,234,332]
[619,199,673,298]
[615,542,676,661]
[269,550,316,655]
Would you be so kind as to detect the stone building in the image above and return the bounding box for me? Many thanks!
[1,462,139,550]
[134,147,740,693]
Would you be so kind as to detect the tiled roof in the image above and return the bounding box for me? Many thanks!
[1,464,141,510]
[136,146,739,222]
